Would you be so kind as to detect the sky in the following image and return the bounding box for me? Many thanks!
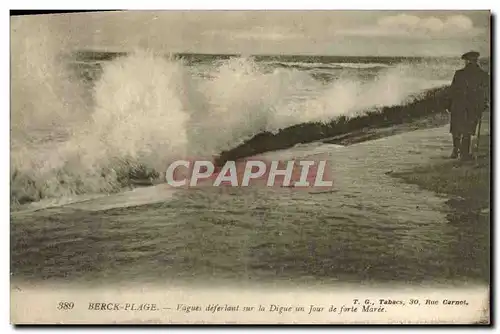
[11,10,491,57]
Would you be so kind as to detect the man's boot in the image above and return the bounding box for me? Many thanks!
[460,135,473,161]
[450,135,461,158]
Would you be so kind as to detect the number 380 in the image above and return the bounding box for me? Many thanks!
[57,302,74,310]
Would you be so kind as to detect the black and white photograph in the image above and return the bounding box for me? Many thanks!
[9,10,491,324]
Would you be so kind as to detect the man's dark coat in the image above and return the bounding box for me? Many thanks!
[448,63,489,135]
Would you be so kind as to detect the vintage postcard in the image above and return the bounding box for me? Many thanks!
[10,10,491,324]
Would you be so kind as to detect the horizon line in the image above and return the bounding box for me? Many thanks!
[72,48,491,59]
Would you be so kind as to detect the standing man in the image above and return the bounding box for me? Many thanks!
[448,51,489,161]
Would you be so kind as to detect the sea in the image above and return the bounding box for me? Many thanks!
[10,33,490,286]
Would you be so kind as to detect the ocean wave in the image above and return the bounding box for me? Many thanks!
[11,23,451,207]
[263,60,391,71]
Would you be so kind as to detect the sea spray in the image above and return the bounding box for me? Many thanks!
[89,50,194,171]
[295,64,449,123]
[11,16,95,205]
[11,49,197,206]
[197,57,320,151]
[11,16,88,146]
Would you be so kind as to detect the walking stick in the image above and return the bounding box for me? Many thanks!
[474,114,483,162]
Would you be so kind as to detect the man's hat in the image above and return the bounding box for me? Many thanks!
[461,51,480,61]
